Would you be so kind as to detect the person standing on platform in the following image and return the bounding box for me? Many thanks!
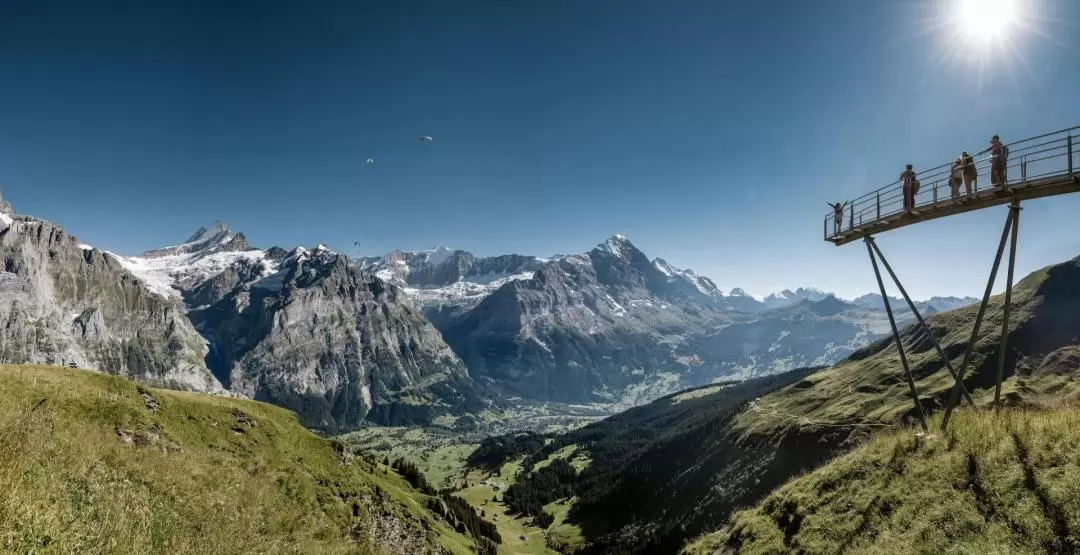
[962,150,977,198]
[828,201,847,234]
[979,135,1007,187]
[950,156,964,202]
[901,164,918,214]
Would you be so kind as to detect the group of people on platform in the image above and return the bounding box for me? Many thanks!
[904,134,1008,212]
[829,135,1009,236]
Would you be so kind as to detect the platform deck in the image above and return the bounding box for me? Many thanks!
[825,126,1079,246]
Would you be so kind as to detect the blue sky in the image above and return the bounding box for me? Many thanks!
[1,0,1078,299]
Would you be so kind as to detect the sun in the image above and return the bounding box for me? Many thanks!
[957,0,1019,42]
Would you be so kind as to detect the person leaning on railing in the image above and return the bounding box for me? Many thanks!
[950,156,963,203]
[979,135,1008,187]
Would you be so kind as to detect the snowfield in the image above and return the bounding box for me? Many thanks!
[107,249,278,299]
[403,271,535,305]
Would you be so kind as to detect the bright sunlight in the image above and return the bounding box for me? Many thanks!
[957,0,1019,42]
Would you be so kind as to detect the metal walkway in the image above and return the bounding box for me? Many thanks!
[825,125,1080,246]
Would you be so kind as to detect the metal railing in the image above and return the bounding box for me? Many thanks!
[824,125,1080,240]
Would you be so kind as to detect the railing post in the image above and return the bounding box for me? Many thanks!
[933,181,938,204]
[876,192,880,220]
[1021,156,1027,182]
[850,206,854,230]
[1069,134,1074,175]
[824,217,827,239]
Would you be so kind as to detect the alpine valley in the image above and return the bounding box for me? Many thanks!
[0,192,976,432]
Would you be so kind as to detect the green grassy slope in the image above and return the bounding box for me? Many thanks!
[462,369,825,554]
[735,257,1080,439]
[685,408,1080,554]
[0,365,474,554]
[678,255,1080,554]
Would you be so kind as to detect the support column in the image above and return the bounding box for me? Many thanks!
[867,237,974,406]
[941,207,1015,431]
[994,200,1021,412]
[866,238,928,432]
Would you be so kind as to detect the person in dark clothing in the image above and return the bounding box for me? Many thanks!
[827,201,847,234]
[961,151,977,197]
[900,164,919,213]
[979,135,1007,187]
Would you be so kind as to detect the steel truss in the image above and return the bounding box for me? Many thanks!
[863,200,1021,432]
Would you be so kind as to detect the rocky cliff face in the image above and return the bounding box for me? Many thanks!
[0,201,220,391]
[188,246,484,431]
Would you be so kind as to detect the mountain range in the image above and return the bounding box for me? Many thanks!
[0,191,977,430]
[361,235,976,403]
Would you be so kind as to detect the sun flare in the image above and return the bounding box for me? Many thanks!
[958,0,1018,42]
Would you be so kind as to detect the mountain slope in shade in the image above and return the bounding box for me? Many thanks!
[187,246,485,431]
[0,195,221,392]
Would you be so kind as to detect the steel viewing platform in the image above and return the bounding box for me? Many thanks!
[821,124,1079,436]
[825,125,1080,246]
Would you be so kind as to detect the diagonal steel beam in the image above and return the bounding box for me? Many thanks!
[941,208,1015,431]
[867,237,974,407]
[994,201,1021,412]
[866,238,928,432]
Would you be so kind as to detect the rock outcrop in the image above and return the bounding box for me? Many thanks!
[0,197,221,391]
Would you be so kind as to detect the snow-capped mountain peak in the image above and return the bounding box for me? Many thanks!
[761,287,835,310]
[142,221,250,260]
[425,245,455,266]
[729,287,753,298]
[107,225,274,299]
[185,221,229,243]
[598,234,636,259]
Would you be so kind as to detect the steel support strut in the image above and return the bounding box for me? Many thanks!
[866,237,974,407]
[941,206,1016,431]
[994,201,1022,412]
[865,238,928,432]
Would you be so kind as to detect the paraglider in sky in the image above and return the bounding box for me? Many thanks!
[366,158,374,166]
[420,136,433,142]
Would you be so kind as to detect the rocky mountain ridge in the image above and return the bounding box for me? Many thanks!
[0,196,222,392]
[431,236,901,403]
[363,241,973,316]
[10,205,485,431]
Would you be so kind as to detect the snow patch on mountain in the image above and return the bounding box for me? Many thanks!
[109,249,278,299]
[404,271,535,305]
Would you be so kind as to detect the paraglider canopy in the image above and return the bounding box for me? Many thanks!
[366,158,374,165]
[420,136,433,142]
